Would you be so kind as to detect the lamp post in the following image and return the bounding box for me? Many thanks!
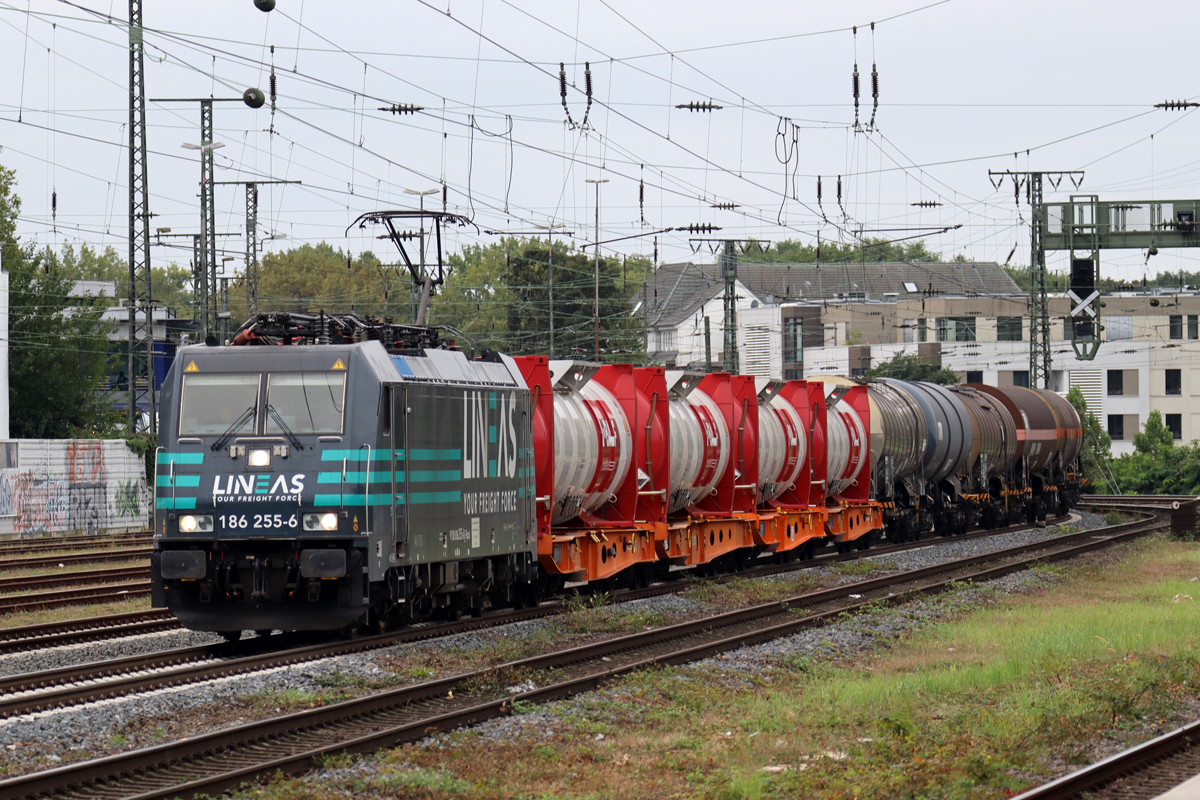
[585,178,609,362]
[534,222,569,357]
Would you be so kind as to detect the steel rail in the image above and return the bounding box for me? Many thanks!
[0,583,149,614]
[0,511,1167,800]
[1008,717,1200,800]
[0,534,153,556]
[0,610,177,655]
[0,548,150,571]
[0,567,149,595]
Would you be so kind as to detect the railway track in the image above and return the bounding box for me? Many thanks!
[0,509,1168,800]
[0,610,177,655]
[0,566,149,595]
[0,583,149,614]
[0,547,150,572]
[0,532,152,558]
[1011,717,1200,800]
[0,511,1071,663]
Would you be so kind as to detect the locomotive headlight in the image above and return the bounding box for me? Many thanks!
[304,512,340,531]
[178,514,213,533]
[248,448,272,467]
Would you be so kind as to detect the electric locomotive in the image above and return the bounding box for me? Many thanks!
[151,315,539,636]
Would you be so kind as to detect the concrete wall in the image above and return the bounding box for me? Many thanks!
[0,440,151,537]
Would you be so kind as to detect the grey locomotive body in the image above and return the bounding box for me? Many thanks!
[151,340,538,636]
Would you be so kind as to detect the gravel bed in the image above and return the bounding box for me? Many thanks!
[0,629,227,680]
[0,512,1113,769]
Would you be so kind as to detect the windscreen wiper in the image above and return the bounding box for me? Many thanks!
[211,405,256,452]
[267,404,304,451]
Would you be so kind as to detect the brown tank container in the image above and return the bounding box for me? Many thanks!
[969,384,1059,473]
[950,386,1017,477]
[1030,388,1084,466]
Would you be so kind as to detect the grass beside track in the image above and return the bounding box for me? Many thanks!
[232,535,1200,800]
[0,559,147,586]
[0,595,152,628]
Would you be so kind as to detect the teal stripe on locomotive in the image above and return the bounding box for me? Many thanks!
[408,449,461,461]
[156,497,197,510]
[313,493,393,506]
[318,449,461,462]
[157,475,201,487]
[319,449,394,461]
[157,452,204,465]
[316,471,397,483]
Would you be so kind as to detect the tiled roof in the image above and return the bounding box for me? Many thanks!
[634,260,1022,328]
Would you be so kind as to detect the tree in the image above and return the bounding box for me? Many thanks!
[1066,385,1116,493]
[226,243,394,322]
[867,352,960,384]
[1107,411,1200,496]
[54,242,194,318]
[0,164,118,438]
[741,236,941,265]
[432,238,650,359]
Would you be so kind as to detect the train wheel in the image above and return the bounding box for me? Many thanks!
[220,630,242,643]
[342,622,361,639]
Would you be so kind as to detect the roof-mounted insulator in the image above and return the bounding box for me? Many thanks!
[379,103,425,115]
[1155,100,1200,110]
[639,169,646,223]
[675,100,723,112]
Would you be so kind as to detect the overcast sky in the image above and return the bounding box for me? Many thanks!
[1,0,1198,284]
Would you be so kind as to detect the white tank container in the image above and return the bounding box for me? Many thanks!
[665,385,730,514]
[550,379,633,525]
[757,396,806,505]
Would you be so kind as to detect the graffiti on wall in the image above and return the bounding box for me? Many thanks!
[0,441,149,535]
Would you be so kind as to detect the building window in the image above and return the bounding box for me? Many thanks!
[936,317,977,342]
[1107,316,1132,341]
[1166,413,1183,440]
[965,370,983,384]
[1170,315,1184,340]
[1191,315,1199,340]
[783,317,803,364]
[1108,370,1123,396]
[902,319,916,344]
[784,368,803,380]
[1167,369,1182,396]
[1108,414,1125,441]
[917,318,928,343]
[997,317,1023,342]
[1012,370,1030,388]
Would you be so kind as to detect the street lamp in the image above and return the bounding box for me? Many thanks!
[585,178,609,362]
[534,222,570,357]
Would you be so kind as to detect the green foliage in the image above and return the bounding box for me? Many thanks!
[54,242,194,318]
[1066,386,1116,493]
[1,164,117,439]
[1107,410,1200,495]
[740,236,941,264]
[867,351,960,384]
[227,243,396,322]
[433,238,650,360]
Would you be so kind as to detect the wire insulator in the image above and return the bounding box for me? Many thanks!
[871,65,879,100]
[270,72,277,105]
[852,66,860,102]
[817,176,822,202]
[584,62,593,99]
[559,63,568,100]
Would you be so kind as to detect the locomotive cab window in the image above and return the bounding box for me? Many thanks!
[266,373,347,435]
[179,374,261,437]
